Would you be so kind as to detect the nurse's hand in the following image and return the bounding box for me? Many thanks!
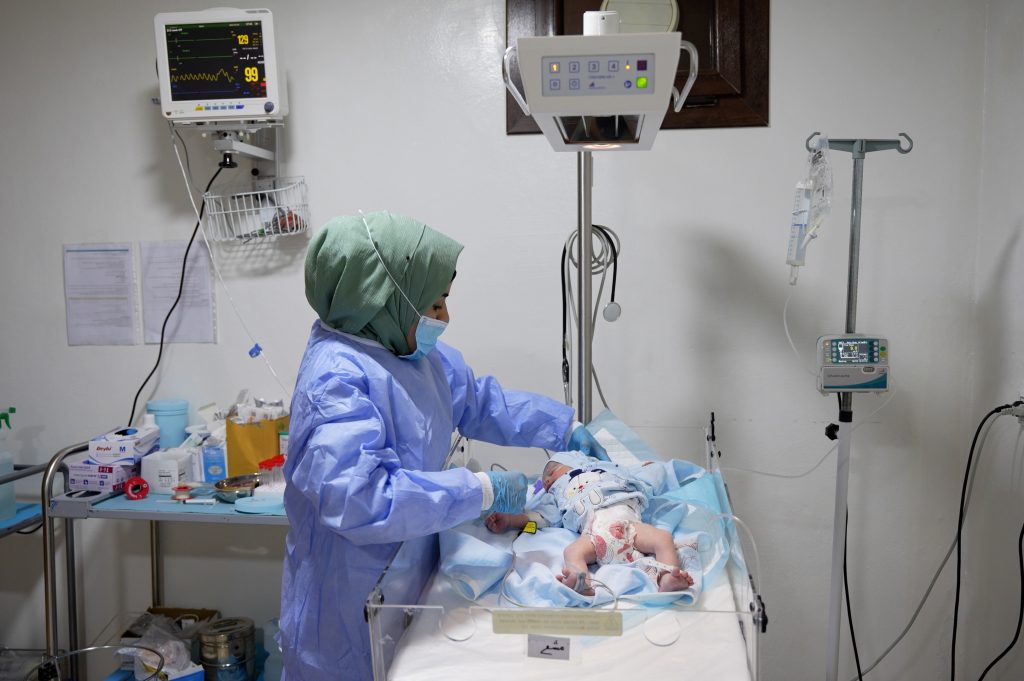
[486,471,528,514]
[568,425,610,461]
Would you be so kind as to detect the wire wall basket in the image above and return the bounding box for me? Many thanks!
[203,176,310,242]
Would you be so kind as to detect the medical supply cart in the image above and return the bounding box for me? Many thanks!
[39,442,287,679]
[1,460,72,681]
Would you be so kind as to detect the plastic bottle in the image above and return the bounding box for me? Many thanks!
[0,407,16,521]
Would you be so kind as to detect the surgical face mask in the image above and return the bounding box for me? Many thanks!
[362,215,448,360]
[403,315,447,360]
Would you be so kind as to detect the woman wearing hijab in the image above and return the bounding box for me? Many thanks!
[280,211,607,681]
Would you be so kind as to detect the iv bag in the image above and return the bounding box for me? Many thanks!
[786,136,834,284]
[807,137,834,233]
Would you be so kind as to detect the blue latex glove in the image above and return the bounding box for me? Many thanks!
[486,471,529,514]
[567,425,610,461]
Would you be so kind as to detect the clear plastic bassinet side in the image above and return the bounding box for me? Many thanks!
[366,506,763,681]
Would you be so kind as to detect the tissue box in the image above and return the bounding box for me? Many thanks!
[89,426,160,464]
[66,459,140,492]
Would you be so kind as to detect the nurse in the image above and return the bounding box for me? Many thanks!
[279,211,607,681]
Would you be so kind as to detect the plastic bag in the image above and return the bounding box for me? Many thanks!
[130,615,192,680]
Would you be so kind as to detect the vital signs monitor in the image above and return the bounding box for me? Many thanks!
[154,8,286,122]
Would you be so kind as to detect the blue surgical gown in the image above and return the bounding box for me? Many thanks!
[280,321,574,681]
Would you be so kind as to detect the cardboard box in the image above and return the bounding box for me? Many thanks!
[201,443,227,483]
[66,459,140,492]
[141,448,192,494]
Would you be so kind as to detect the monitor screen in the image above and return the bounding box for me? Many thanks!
[165,20,267,102]
[155,9,285,122]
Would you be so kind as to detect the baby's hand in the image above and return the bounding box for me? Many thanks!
[485,512,512,534]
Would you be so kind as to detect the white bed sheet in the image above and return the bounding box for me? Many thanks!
[386,566,754,681]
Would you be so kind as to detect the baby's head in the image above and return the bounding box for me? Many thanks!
[540,452,592,491]
[542,460,572,491]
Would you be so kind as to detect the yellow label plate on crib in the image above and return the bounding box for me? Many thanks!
[491,608,622,636]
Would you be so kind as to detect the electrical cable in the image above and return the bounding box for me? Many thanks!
[561,225,619,413]
[951,403,1014,681]
[168,132,291,400]
[594,225,618,303]
[718,381,991,680]
[560,247,571,405]
[592,367,611,413]
[839,408,1002,681]
[974,518,1024,681]
[806,403,1007,681]
[844,510,864,680]
[127,165,225,426]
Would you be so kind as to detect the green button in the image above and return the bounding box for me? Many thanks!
[636,77,648,89]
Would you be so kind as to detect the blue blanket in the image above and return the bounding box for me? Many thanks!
[439,462,733,608]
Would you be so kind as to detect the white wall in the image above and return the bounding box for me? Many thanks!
[962,0,1024,679]
[0,0,1012,679]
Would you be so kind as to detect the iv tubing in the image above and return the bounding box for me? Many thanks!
[170,132,291,400]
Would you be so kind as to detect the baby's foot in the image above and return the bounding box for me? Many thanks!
[657,567,694,593]
[557,567,595,596]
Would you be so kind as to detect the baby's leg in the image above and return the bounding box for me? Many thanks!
[633,523,695,592]
[557,535,596,596]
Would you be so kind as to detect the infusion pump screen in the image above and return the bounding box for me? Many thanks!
[838,342,868,361]
[833,340,879,364]
[165,21,266,101]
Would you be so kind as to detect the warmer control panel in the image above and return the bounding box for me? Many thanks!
[541,54,656,96]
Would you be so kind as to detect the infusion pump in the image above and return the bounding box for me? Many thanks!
[817,335,889,394]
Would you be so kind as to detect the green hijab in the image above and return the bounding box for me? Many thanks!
[304,211,463,355]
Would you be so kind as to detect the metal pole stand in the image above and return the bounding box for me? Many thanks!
[807,133,913,681]
[576,150,594,423]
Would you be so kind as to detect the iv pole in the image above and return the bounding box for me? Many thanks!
[577,150,594,422]
[810,132,913,681]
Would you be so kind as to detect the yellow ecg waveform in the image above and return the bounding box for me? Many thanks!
[170,68,234,84]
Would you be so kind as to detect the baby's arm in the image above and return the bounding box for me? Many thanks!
[485,512,531,534]
[485,487,563,533]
